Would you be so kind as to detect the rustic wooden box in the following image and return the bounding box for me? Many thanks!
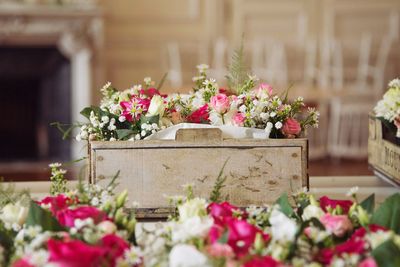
[89,128,308,218]
[368,114,400,186]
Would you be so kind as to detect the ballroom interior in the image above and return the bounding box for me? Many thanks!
[0,0,399,182]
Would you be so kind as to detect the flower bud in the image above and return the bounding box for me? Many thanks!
[116,190,128,208]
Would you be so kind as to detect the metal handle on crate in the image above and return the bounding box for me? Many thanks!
[175,128,223,142]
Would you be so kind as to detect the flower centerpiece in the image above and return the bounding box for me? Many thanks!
[75,47,319,142]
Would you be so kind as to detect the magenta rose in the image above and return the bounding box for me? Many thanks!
[253,83,273,98]
[335,238,366,255]
[281,118,301,138]
[316,248,334,265]
[320,214,353,237]
[319,196,353,214]
[210,93,230,114]
[243,255,280,267]
[101,234,130,267]
[38,194,76,216]
[56,206,107,227]
[351,224,387,240]
[232,112,246,127]
[12,259,35,267]
[187,104,209,123]
[207,202,240,225]
[358,258,378,267]
[47,239,107,267]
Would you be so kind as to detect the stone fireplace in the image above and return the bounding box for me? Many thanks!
[0,2,103,180]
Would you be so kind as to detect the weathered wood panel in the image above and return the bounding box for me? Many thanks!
[90,129,308,218]
[368,114,400,186]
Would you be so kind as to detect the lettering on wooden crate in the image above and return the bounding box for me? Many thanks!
[384,146,400,172]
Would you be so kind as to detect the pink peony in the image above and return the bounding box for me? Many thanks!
[38,194,76,216]
[281,118,301,138]
[210,93,230,114]
[253,83,273,99]
[187,104,209,123]
[47,239,107,267]
[243,255,280,267]
[320,214,353,237]
[232,112,246,127]
[56,206,107,227]
[319,196,353,214]
[358,258,378,267]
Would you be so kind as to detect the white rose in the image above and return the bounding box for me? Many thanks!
[0,202,28,227]
[301,205,325,221]
[169,244,211,267]
[178,198,207,222]
[147,95,165,117]
[171,216,213,243]
[269,208,297,242]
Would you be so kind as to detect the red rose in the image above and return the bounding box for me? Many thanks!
[319,196,353,214]
[38,194,76,216]
[186,104,209,123]
[281,118,301,138]
[243,255,280,267]
[335,238,366,255]
[56,206,107,227]
[48,239,107,267]
[207,202,239,225]
[101,234,130,265]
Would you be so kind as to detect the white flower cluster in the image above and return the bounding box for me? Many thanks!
[374,78,400,123]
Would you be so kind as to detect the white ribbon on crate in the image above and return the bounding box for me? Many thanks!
[145,123,269,140]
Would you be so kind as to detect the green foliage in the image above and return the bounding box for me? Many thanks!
[209,159,230,203]
[360,194,375,214]
[0,179,30,208]
[275,193,294,218]
[156,73,168,91]
[225,42,249,95]
[372,240,400,267]
[25,201,64,232]
[50,122,78,140]
[371,193,400,234]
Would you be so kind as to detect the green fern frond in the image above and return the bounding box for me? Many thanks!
[225,42,248,95]
[209,158,230,203]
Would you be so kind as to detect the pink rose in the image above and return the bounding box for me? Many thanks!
[243,255,280,267]
[38,194,76,216]
[206,243,234,258]
[48,239,107,267]
[210,93,230,114]
[281,118,301,138]
[56,206,107,227]
[320,214,353,237]
[253,83,273,98]
[232,112,246,127]
[319,196,353,214]
[12,259,35,267]
[358,258,378,267]
[187,104,209,123]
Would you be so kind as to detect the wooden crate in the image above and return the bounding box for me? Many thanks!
[368,114,400,186]
[89,128,308,218]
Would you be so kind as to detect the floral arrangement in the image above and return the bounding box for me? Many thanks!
[1,165,400,267]
[0,164,141,267]
[76,50,319,142]
[374,78,400,138]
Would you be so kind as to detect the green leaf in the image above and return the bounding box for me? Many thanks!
[371,193,400,234]
[140,115,159,125]
[116,129,136,140]
[217,229,229,244]
[275,193,294,217]
[156,73,168,91]
[80,106,95,119]
[25,201,64,232]
[360,194,375,214]
[372,240,400,267]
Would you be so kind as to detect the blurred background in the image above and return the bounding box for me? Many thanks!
[0,0,399,181]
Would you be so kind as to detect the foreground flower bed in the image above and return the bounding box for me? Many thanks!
[0,166,399,266]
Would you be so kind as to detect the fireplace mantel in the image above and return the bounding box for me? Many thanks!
[0,3,104,161]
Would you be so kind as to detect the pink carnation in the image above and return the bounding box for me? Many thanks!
[210,93,230,114]
[320,214,353,237]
